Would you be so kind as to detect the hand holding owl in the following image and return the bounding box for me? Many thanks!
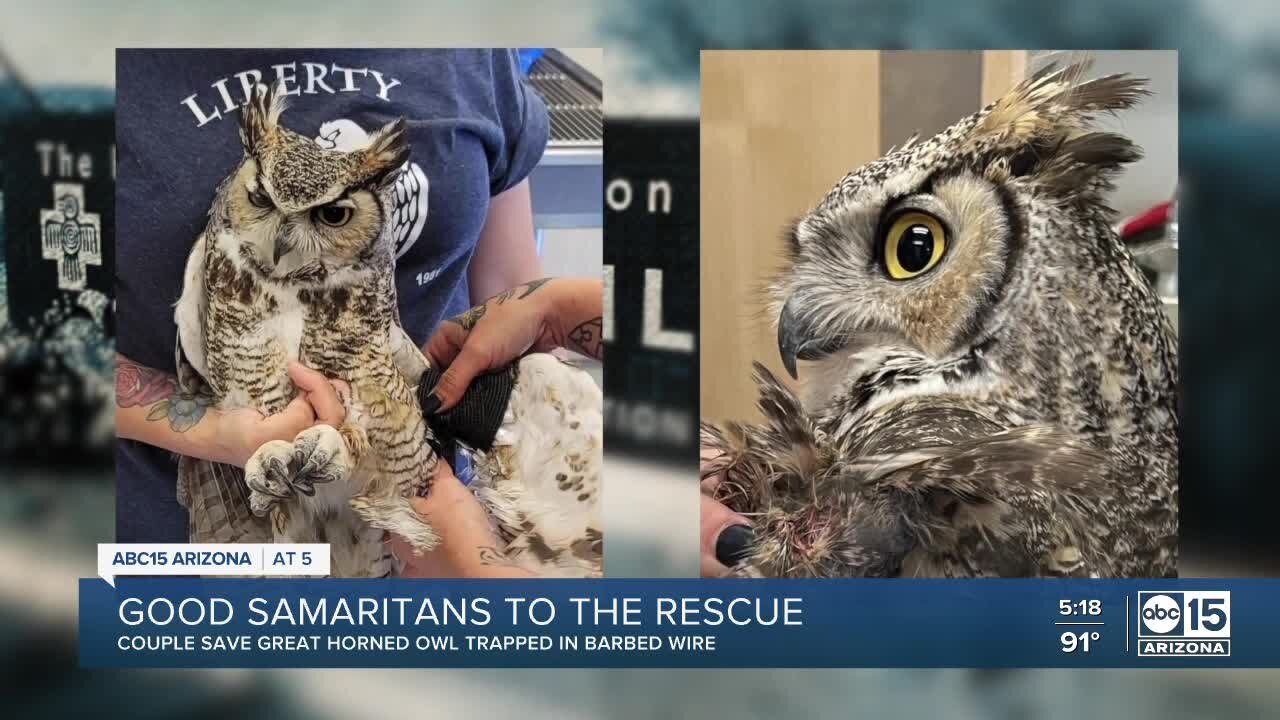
[699,442,753,578]
[424,276,604,412]
[388,462,539,579]
[208,362,349,467]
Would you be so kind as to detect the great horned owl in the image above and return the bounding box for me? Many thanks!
[174,85,438,576]
[704,61,1177,578]
[174,84,603,578]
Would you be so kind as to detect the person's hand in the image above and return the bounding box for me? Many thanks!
[389,461,537,578]
[422,278,561,413]
[423,277,602,413]
[701,444,754,577]
[209,361,348,466]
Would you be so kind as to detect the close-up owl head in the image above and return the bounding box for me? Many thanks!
[775,61,1150,386]
[706,55,1178,578]
[211,83,410,280]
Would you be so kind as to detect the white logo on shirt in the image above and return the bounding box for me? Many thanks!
[313,119,433,266]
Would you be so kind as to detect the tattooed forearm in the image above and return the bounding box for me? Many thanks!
[116,357,177,407]
[514,277,553,300]
[147,389,215,433]
[566,317,604,360]
[489,277,555,306]
[115,357,213,433]
[451,278,556,330]
[449,303,488,331]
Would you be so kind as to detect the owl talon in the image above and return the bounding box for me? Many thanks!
[289,424,354,491]
[245,439,297,517]
[297,457,324,482]
[291,446,310,475]
[265,456,291,493]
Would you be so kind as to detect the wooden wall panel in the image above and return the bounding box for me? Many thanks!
[700,50,881,423]
[982,50,1028,106]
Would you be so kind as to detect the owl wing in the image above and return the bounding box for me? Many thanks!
[470,353,603,577]
[706,363,1112,577]
[171,233,272,544]
[850,402,1113,577]
[176,455,272,544]
[174,233,211,386]
[389,323,428,387]
[381,228,430,387]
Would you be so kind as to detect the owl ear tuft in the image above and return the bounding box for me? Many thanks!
[1037,131,1143,195]
[971,60,1149,149]
[971,61,1148,198]
[240,81,289,155]
[360,117,411,188]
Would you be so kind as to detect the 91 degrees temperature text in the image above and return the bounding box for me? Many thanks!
[1057,599,1104,654]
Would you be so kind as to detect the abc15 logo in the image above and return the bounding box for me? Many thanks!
[1137,591,1231,638]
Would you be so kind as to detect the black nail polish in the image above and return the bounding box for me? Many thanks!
[715,524,755,567]
[420,393,442,415]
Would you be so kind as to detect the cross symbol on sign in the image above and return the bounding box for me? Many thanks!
[40,182,102,291]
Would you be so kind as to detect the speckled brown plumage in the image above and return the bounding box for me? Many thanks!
[175,83,437,577]
[706,61,1178,578]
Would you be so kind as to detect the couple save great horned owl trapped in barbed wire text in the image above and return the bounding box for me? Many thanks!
[702,57,1178,579]
[165,82,602,578]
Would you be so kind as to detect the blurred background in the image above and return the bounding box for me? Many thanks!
[3,0,1280,717]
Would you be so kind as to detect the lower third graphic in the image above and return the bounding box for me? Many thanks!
[1137,590,1231,657]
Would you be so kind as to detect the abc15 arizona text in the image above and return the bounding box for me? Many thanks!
[1137,591,1231,657]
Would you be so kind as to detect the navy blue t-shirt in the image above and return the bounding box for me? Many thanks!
[115,49,548,542]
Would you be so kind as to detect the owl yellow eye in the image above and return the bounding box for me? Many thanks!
[314,204,353,227]
[883,211,947,280]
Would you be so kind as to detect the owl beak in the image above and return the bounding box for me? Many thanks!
[777,296,844,380]
[273,234,293,265]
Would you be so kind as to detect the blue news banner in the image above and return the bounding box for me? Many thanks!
[79,579,1279,668]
